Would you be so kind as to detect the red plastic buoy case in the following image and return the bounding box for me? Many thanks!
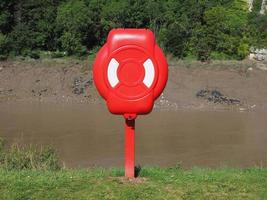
[93,29,168,119]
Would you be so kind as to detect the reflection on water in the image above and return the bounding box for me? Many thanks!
[0,102,267,168]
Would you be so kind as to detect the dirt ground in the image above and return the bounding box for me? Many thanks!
[0,59,267,112]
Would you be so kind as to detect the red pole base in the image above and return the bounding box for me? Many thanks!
[125,119,135,178]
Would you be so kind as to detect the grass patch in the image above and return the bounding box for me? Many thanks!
[0,167,266,199]
[2,55,265,72]
[169,58,258,70]
[3,53,95,72]
[0,139,60,171]
[0,138,267,199]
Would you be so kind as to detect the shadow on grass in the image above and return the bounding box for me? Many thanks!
[135,165,142,178]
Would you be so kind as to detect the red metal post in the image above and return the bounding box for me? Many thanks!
[125,119,135,178]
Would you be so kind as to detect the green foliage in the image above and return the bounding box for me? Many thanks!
[50,51,65,58]
[0,0,16,34]
[164,22,190,58]
[8,23,33,55]
[248,0,267,48]
[0,11,9,32]
[237,40,250,59]
[210,52,232,60]
[0,33,8,59]
[57,0,90,32]
[191,26,213,61]
[0,0,265,60]
[252,0,263,12]
[28,51,41,59]
[56,0,91,55]
[59,32,86,56]
[0,138,60,171]
[194,2,249,60]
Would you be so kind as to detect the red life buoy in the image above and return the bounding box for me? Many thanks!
[93,29,168,118]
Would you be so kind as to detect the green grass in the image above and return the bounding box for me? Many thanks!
[168,58,258,70]
[3,54,265,72]
[0,167,267,200]
[0,138,60,171]
[0,139,267,199]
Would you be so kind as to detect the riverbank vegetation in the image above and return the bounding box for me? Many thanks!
[0,138,60,171]
[0,0,266,61]
[2,54,264,70]
[0,138,267,199]
[1,167,267,199]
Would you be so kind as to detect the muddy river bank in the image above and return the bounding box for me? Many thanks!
[1,60,267,111]
[0,102,267,169]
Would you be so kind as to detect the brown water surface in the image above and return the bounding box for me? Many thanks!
[0,102,267,168]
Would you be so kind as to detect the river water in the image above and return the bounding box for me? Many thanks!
[0,102,267,169]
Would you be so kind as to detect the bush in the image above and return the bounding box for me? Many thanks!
[0,32,8,58]
[51,51,66,58]
[56,0,90,56]
[59,32,87,56]
[28,51,40,59]
[237,42,250,60]
[89,46,101,55]
[21,49,40,59]
[210,52,232,60]
[0,54,8,61]
[8,23,33,55]
[163,23,189,58]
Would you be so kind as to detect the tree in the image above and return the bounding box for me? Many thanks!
[163,21,191,58]
[8,0,61,55]
[0,0,16,34]
[56,0,91,55]
[248,0,267,48]
[194,2,249,60]
[0,0,264,60]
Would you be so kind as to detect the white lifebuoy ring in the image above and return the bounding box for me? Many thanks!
[107,58,155,88]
